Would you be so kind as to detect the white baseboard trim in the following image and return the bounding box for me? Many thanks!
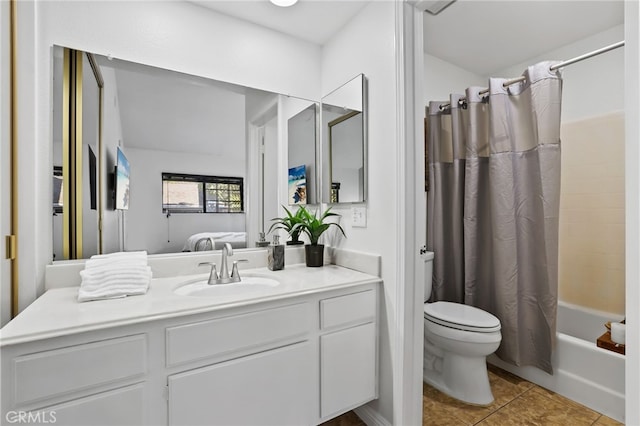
[354,404,391,426]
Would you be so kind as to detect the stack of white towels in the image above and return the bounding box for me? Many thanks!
[78,251,152,302]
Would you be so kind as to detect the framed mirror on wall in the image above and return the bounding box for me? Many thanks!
[321,74,367,204]
[51,46,319,260]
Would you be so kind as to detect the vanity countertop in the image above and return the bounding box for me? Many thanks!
[0,264,381,347]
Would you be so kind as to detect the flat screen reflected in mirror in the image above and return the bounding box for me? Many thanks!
[287,102,318,205]
[322,74,367,204]
[51,46,317,259]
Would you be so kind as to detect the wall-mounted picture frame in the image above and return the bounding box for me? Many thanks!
[288,165,307,205]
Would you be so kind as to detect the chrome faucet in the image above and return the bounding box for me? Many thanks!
[198,243,248,285]
[219,243,233,281]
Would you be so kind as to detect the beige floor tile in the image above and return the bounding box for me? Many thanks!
[320,411,365,426]
[593,414,624,426]
[478,388,599,426]
[423,368,534,425]
[423,397,468,426]
[479,408,547,426]
[487,363,536,393]
[529,385,600,417]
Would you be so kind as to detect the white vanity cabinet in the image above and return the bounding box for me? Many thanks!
[0,334,148,426]
[1,279,380,426]
[168,342,315,426]
[319,290,378,420]
[165,302,317,426]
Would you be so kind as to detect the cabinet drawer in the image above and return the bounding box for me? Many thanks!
[13,334,147,406]
[320,290,375,330]
[36,383,145,426]
[166,302,312,367]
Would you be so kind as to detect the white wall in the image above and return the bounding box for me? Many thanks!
[424,52,486,102]
[264,116,279,238]
[16,0,322,308]
[124,147,246,254]
[495,25,624,122]
[0,0,11,326]
[425,24,624,122]
[321,2,398,423]
[101,66,125,254]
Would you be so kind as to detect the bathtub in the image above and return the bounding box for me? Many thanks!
[488,301,625,423]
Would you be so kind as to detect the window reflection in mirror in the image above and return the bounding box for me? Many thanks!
[321,74,366,204]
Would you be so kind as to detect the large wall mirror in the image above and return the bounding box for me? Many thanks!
[52,46,318,260]
[321,74,367,204]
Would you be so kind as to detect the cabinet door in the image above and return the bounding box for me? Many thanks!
[320,322,376,419]
[30,384,145,426]
[168,341,315,426]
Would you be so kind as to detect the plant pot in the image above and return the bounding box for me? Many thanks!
[304,244,324,267]
[286,240,305,246]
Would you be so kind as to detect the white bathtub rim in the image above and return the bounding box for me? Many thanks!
[557,300,625,324]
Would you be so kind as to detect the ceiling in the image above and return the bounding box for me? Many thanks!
[191,0,371,45]
[424,0,624,75]
[191,1,623,76]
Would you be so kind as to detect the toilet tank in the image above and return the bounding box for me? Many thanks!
[423,251,434,302]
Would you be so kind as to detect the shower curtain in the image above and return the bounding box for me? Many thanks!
[426,62,562,373]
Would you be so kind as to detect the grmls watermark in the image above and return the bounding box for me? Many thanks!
[5,411,57,424]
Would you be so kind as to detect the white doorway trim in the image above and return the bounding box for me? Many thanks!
[624,2,639,424]
[392,2,426,425]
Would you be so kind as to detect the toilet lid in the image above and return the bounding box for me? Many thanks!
[424,301,501,333]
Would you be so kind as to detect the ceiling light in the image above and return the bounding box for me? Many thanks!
[269,0,298,7]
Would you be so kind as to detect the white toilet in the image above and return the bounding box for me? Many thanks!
[422,252,502,406]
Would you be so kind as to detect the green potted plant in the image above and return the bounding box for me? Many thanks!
[268,206,305,245]
[292,205,346,267]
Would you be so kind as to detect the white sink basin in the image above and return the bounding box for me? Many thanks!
[174,275,280,297]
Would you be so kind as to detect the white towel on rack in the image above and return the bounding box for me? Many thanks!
[78,251,152,302]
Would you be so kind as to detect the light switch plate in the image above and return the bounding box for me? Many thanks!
[351,206,367,228]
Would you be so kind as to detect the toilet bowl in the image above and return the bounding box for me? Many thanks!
[422,252,502,406]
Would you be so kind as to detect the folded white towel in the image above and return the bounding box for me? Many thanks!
[79,268,152,289]
[78,284,149,302]
[84,251,147,268]
[80,266,151,280]
[78,251,152,303]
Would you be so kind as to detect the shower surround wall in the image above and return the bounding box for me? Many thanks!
[559,113,625,315]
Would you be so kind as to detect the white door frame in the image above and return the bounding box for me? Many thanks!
[624,2,640,424]
[393,2,426,425]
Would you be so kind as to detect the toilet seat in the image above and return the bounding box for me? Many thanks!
[424,301,501,333]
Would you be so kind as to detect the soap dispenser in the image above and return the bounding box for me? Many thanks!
[267,235,284,271]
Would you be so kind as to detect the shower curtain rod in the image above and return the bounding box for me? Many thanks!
[438,40,625,111]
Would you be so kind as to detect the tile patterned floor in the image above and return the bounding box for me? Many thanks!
[322,364,623,426]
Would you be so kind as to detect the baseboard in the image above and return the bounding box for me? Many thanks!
[354,404,391,426]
